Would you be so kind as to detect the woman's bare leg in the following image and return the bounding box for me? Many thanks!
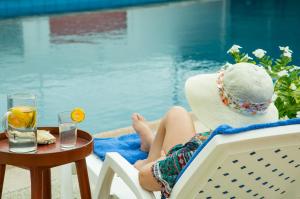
[133,106,196,170]
[135,106,197,191]
[132,113,154,152]
[161,106,196,152]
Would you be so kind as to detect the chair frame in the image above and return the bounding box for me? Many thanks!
[92,124,300,199]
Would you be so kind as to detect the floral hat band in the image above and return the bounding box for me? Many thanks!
[216,66,272,115]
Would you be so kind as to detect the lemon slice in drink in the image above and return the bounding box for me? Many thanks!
[71,108,85,123]
[8,106,36,128]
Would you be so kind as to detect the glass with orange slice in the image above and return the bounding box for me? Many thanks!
[58,108,85,149]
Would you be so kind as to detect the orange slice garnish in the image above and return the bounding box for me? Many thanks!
[71,108,85,123]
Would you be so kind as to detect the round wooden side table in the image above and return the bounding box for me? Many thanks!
[0,127,94,199]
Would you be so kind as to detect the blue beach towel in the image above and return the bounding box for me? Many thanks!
[94,133,148,164]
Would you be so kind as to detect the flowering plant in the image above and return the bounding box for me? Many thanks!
[227,45,300,119]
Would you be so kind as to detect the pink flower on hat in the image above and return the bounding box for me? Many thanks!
[242,102,250,109]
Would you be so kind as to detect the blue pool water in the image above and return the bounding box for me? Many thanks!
[0,0,299,134]
[0,0,175,18]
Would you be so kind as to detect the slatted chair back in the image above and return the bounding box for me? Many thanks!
[171,123,300,199]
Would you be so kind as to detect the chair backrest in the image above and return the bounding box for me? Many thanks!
[171,120,300,199]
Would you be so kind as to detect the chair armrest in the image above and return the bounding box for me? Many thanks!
[93,152,156,199]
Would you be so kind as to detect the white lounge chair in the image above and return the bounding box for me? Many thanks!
[89,120,300,199]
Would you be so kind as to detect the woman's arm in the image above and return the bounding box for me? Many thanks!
[138,161,161,191]
[137,150,166,191]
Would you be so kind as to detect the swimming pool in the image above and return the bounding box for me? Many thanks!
[0,0,299,134]
[0,0,176,18]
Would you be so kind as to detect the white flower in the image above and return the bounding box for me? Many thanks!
[277,70,289,77]
[272,93,278,102]
[240,54,253,62]
[297,111,300,118]
[227,45,242,54]
[283,51,292,58]
[252,49,266,59]
[289,65,300,72]
[279,46,293,53]
[279,46,293,58]
[289,83,297,90]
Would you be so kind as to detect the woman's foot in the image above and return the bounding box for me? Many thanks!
[132,113,154,152]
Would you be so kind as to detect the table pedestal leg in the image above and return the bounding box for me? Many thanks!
[0,164,6,199]
[42,168,51,199]
[75,159,91,199]
[30,168,43,199]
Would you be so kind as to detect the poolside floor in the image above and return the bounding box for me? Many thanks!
[2,165,81,199]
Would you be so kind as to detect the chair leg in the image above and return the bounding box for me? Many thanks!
[0,164,6,199]
[93,161,114,199]
[42,168,51,199]
[75,159,91,199]
[30,168,43,199]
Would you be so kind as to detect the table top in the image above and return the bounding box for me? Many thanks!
[0,127,94,168]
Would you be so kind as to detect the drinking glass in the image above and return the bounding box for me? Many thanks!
[2,93,37,153]
[58,111,77,149]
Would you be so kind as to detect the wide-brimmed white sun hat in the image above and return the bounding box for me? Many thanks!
[185,62,279,130]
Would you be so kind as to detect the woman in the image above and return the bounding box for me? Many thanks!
[132,63,279,198]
